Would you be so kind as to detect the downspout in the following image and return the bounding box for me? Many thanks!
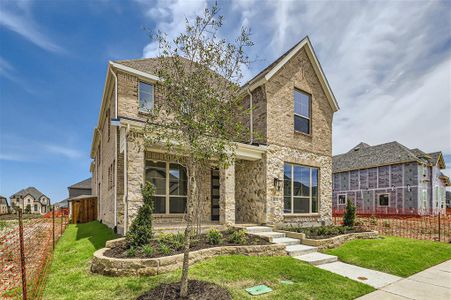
[110,67,118,230]
[247,88,253,144]
[123,124,130,234]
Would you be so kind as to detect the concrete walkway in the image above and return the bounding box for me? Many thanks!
[357,260,451,300]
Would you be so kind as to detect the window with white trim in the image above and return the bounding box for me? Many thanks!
[139,82,154,112]
[145,160,187,214]
[338,194,347,205]
[284,163,318,214]
[378,193,389,207]
[294,89,311,134]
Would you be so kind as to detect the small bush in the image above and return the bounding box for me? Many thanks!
[354,219,364,227]
[370,216,377,225]
[126,247,136,257]
[126,182,155,248]
[141,244,154,257]
[157,233,185,251]
[159,243,172,255]
[383,221,391,228]
[228,229,247,244]
[206,228,223,245]
[343,200,356,227]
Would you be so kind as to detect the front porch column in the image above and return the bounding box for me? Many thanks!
[220,162,235,226]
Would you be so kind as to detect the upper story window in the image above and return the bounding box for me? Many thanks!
[139,82,154,112]
[294,89,311,134]
[284,163,318,214]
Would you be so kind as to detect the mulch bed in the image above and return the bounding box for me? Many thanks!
[136,280,232,300]
[104,230,270,259]
[282,225,370,240]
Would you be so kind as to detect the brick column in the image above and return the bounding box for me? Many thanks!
[220,162,235,225]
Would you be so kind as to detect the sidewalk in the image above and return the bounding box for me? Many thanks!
[357,260,451,300]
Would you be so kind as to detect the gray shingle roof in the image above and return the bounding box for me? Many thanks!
[0,196,8,206]
[333,141,424,173]
[69,178,91,189]
[10,187,48,200]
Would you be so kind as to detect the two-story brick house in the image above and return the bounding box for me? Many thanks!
[90,37,339,234]
[9,187,50,214]
[333,142,450,215]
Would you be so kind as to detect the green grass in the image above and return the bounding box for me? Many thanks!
[325,236,451,277]
[43,221,373,300]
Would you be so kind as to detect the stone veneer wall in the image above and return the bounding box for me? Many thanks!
[265,144,333,226]
[235,158,267,224]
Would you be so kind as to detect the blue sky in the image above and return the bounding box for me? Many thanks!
[1,0,450,202]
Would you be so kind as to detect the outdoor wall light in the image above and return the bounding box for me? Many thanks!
[391,185,395,192]
[407,184,411,192]
[273,178,282,191]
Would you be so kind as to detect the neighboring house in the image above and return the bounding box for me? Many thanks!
[90,36,339,234]
[9,187,50,214]
[68,178,92,198]
[0,195,9,215]
[333,142,450,215]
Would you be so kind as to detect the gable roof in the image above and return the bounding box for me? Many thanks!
[10,187,48,201]
[333,141,426,173]
[244,36,339,112]
[69,178,92,190]
[0,196,8,206]
[112,36,339,112]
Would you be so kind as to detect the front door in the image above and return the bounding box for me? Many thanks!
[211,168,220,221]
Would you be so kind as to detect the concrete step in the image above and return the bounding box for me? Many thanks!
[246,226,273,233]
[251,231,286,241]
[295,252,338,266]
[286,244,318,256]
[272,237,300,246]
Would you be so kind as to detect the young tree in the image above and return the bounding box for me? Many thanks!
[343,200,356,227]
[142,4,253,297]
[25,204,31,214]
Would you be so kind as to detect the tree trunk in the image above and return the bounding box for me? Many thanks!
[180,160,197,297]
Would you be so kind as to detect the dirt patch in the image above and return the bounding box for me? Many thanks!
[136,280,231,300]
[104,230,270,259]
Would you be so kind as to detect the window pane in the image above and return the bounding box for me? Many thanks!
[312,168,318,198]
[294,197,309,213]
[294,115,310,134]
[294,165,310,197]
[139,82,154,111]
[312,196,318,213]
[379,194,389,206]
[154,196,166,213]
[145,161,166,195]
[294,90,302,115]
[284,164,292,197]
[169,163,187,196]
[300,92,310,118]
[170,197,187,213]
[284,197,292,213]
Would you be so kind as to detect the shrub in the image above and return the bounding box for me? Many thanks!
[141,244,154,257]
[206,228,223,245]
[343,200,356,227]
[25,205,31,214]
[126,247,136,257]
[126,182,155,248]
[370,215,377,225]
[228,229,247,244]
[159,243,172,255]
[157,233,185,251]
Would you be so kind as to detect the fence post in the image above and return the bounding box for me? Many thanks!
[60,212,63,236]
[18,209,27,300]
[52,205,55,250]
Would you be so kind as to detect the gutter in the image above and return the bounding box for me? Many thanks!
[110,68,118,230]
[123,124,130,234]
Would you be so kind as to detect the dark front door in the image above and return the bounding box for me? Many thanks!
[211,168,220,221]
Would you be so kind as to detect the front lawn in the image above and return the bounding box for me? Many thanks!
[325,236,451,277]
[43,221,373,300]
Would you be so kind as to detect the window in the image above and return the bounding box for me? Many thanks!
[284,163,318,214]
[338,194,347,205]
[378,193,389,207]
[294,89,311,134]
[139,82,154,112]
[34,204,38,212]
[145,161,187,214]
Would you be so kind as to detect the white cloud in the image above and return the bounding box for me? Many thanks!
[137,0,451,157]
[0,2,64,53]
[44,145,83,159]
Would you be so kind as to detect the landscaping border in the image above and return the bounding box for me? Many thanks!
[91,238,286,276]
[301,231,379,249]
